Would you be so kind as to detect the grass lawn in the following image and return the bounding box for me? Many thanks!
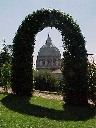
[0,93,96,128]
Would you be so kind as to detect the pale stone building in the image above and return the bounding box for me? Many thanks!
[36,34,61,71]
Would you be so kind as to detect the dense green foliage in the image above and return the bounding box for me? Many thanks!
[0,94,95,128]
[34,70,61,92]
[12,9,88,105]
[0,44,12,65]
[0,44,12,90]
[88,62,96,105]
[0,62,11,91]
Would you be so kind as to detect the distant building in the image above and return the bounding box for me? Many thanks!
[36,34,62,78]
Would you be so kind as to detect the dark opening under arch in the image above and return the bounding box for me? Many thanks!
[12,9,88,105]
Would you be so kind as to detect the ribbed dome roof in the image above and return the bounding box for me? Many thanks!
[38,34,61,57]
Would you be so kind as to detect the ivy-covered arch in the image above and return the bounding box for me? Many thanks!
[12,9,88,105]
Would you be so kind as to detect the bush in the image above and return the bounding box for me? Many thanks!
[0,62,11,91]
[0,66,2,86]
[34,70,61,92]
[12,9,88,103]
[88,62,96,105]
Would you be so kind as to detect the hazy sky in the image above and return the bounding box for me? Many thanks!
[0,0,96,65]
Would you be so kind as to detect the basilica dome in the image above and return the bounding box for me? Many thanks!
[36,34,61,71]
[38,34,61,57]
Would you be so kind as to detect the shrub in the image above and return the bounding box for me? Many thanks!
[0,62,11,91]
[12,9,88,104]
[34,70,61,92]
[88,62,96,105]
[0,66,2,86]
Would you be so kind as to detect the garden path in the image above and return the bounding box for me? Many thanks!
[0,87,63,100]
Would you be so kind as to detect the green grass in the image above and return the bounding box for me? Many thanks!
[0,93,96,128]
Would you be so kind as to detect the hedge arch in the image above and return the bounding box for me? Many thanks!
[12,9,88,105]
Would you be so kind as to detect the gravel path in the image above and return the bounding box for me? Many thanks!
[0,87,63,100]
[34,90,63,100]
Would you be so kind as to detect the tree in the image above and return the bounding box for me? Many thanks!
[0,44,12,65]
[0,44,12,89]
[0,62,11,91]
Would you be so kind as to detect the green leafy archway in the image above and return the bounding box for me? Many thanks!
[12,9,88,105]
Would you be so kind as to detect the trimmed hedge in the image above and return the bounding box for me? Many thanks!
[12,9,88,105]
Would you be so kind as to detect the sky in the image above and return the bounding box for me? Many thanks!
[0,0,96,66]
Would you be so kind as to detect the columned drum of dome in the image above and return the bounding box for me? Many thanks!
[36,34,61,71]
